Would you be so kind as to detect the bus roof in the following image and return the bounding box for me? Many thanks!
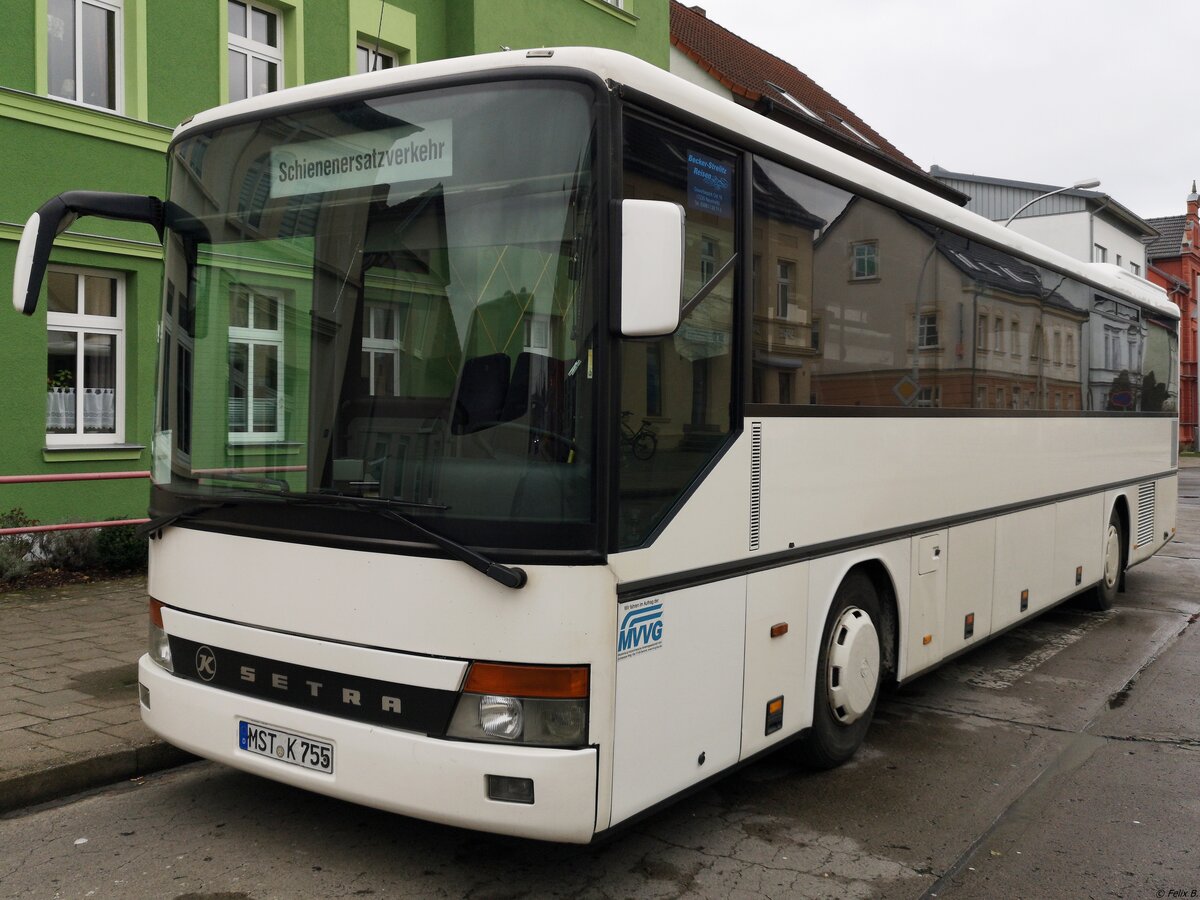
[176,47,1177,321]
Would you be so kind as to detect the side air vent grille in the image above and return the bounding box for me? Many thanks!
[749,422,762,551]
[1136,481,1155,548]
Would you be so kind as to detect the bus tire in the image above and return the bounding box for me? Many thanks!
[798,570,883,770]
[1088,509,1125,611]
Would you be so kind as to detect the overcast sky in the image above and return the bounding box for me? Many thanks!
[686,0,1196,220]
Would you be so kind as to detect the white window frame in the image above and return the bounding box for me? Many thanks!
[45,266,126,446]
[776,259,793,318]
[47,0,124,113]
[1093,244,1108,263]
[362,301,403,396]
[851,241,878,280]
[917,311,939,349]
[228,286,285,443]
[523,313,551,354]
[356,42,396,74]
[228,0,283,102]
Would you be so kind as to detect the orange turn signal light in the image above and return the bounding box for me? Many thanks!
[149,598,165,629]
[464,663,589,699]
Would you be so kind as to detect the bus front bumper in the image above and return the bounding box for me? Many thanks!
[138,655,599,842]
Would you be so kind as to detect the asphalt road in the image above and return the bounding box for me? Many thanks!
[2,474,1198,899]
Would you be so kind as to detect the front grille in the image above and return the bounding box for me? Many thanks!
[168,637,459,735]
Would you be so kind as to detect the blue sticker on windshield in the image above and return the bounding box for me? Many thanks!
[687,151,732,217]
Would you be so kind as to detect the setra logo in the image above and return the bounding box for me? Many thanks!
[618,601,664,659]
[195,646,217,682]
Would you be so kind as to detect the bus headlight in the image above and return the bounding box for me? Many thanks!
[446,663,588,748]
[479,695,523,739]
[147,598,173,672]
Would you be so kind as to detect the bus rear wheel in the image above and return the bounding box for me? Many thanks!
[798,570,883,770]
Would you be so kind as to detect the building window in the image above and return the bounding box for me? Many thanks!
[1130,262,1141,276]
[356,42,395,74]
[1010,319,1020,356]
[810,318,821,353]
[995,386,1004,408]
[1031,324,1042,360]
[46,268,124,444]
[918,312,938,348]
[776,260,793,318]
[1065,333,1075,367]
[916,385,940,407]
[1116,254,1123,268]
[975,386,987,408]
[361,301,402,397]
[523,314,550,352]
[1093,244,1108,263]
[778,371,793,405]
[700,236,718,284]
[228,286,284,441]
[1011,386,1020,409]
[851,242,877,280]
[47,0,122,112]
[646,342,662,417]
[993,317,1003,353]
[977,313,988,351]
[228,1,281,101]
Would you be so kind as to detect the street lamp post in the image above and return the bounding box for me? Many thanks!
[1003,178,1101,227]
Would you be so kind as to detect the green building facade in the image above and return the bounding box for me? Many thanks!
[0,0,667,525]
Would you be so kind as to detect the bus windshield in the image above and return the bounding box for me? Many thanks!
[153,80,601,552]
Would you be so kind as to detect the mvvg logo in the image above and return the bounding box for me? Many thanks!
[618,601,663,658]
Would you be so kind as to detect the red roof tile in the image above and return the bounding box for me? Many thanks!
[669,2,921,175]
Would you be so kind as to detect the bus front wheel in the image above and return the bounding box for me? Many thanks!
[798,570,883,770]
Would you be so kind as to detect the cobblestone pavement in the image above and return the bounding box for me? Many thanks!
[0,575,190,813]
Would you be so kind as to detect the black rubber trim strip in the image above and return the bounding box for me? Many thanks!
[615,470,1177,602]
[745,404,1178,419]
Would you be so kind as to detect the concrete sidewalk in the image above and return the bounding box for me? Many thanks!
[0,575,192,814]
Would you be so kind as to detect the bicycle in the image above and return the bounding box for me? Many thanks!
[620,410,658,460]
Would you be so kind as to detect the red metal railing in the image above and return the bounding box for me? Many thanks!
[0,471,151,536]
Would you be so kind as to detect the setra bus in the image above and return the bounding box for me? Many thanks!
[11,48,1178,842]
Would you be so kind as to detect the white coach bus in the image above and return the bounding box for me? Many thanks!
[12,48,1178,842]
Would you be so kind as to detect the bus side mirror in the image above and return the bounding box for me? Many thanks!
[12,192,166,316]
[620,199,684,337]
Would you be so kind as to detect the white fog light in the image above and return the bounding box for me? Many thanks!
[479,695,523,740]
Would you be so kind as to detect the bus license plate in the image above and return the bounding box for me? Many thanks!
[238,720,334,774]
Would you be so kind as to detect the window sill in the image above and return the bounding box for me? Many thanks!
[225,442,305,455]
[43,443,145,462]
[849,276,880,284]
[577,0,639,24]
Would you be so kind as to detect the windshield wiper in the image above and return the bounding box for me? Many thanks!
[140,487,525,589]
[297,492,525,589]
[137,499,234,539]
[201,472,292,492]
